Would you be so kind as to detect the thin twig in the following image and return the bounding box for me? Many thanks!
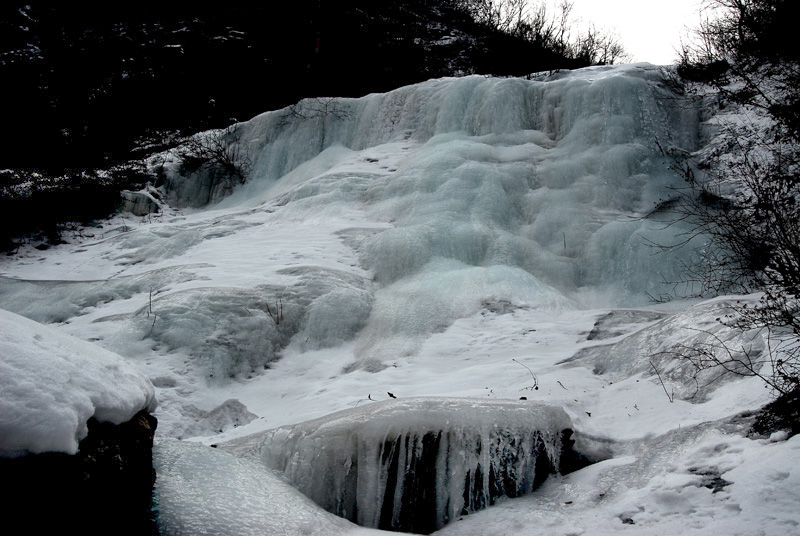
[650,361,674,403]
[513,358,539,390]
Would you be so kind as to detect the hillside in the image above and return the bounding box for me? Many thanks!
[0,1,590,171]
[1,0,618,251]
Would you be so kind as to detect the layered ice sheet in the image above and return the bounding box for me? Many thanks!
[231,65,703,361]
[225,66,703,306]
[565,297,769,401]
[257,397,573,533]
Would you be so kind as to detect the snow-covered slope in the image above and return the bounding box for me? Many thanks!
[1,64,798,534]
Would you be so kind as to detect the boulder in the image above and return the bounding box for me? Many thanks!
[259,397,583,534]
[0,410,158,535]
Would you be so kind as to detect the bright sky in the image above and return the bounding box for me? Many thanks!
[568,0,705,65]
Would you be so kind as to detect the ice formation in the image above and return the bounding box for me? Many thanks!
[2,63,799,535]
[565,297,769,401]
[258,397,574,533]
[0,308,157,457]
[153,438,375,536]
[0,64,705,382]
[159,64,704,367]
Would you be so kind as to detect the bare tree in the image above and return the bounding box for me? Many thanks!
[177,124,252,186]
[459,0,628,65]
[663,0,800,395]
[278,97,353,127]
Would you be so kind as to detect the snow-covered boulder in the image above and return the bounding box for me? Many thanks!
[0,308,159,534]
[258,397,576,534]
[0,308,157,456]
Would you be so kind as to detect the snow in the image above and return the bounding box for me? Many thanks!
[434,426,800,535]
[0,308,157,457]
[153,438,390,536]
[1,63,798,534]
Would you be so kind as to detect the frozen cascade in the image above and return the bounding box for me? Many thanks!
[257,397,576,534]
[3,61,799,536]
[0,64,712,419]
[222,64,699,202]
[144,64,707,369]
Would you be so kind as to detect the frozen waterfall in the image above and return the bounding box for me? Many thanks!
[257,397,576,534]
[0,64,711,429]
[150,64,706,368]
[0,65,708,382]
[2,62,795,536]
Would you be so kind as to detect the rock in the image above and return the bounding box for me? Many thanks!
[0,410,158,535]
[751,387,800,438]
[120,189,161,217]
[258,397,585,534]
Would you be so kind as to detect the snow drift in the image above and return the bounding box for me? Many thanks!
[258,397,574,533]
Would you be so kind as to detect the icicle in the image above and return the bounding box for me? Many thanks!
[259,397,574,533]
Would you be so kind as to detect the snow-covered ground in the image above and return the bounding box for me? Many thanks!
[1,64,798,534]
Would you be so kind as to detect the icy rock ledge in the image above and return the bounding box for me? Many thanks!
[259,397,577,534]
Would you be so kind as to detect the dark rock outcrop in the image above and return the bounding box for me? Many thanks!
[751,387,800,438]
[0,410,158,535]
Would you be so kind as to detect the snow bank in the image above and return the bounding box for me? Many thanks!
[566,297,768,401]
[434,422,800,536]
[258,397,573,533]
[0,308,157,457]
[153,438,387,536]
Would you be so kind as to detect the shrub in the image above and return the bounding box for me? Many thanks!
[177,125,252,187]
[664,0,800,396]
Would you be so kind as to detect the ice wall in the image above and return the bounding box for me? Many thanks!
[0,64,708,396]
[196,64,703,361]
[259,397,574,534]
[226,65,698,194]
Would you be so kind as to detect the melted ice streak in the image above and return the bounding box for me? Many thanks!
[256,397,572,533]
